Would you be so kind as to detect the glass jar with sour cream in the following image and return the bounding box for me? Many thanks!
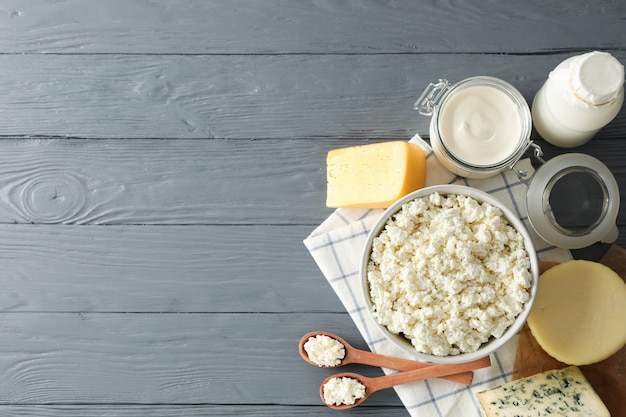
[415,76,533,179]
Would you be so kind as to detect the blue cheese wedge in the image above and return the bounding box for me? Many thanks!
[475,366,609,416]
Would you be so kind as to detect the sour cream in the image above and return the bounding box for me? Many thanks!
[439,85,523,166]
[421,76,532,179]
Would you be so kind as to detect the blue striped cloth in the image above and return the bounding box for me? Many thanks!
[303,134,571,416]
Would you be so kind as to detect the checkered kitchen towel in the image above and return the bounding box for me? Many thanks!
[303,134,572,417]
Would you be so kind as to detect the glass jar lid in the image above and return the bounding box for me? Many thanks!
[526,153,619,249]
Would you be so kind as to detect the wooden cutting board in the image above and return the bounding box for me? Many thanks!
[513,245,626,416]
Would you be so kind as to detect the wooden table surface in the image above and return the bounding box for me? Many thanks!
[0,1,624,416]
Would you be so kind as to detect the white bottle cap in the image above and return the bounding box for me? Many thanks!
[569,51,624,106]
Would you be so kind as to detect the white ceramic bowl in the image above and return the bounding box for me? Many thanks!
[360,185,539,364]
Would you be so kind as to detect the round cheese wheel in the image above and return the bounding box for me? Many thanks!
[527,259,626,365]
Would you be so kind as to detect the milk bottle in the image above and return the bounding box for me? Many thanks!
[532,51,624,148]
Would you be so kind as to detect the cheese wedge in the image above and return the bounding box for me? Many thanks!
[326,141,426,208]
[527,260,626,365]
[476,366,610,417]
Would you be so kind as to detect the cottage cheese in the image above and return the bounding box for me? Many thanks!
[303,335,346,367]
[322,377,366,406]
[367,192,532,356]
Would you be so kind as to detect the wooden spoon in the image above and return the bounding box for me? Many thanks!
[320,355,491,409]
[299,331,474,385]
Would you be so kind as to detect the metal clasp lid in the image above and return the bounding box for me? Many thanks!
[511,141,546,184]
[413,79,452,116]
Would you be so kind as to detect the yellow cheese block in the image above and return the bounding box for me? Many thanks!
[326,141,426,208]
[528,259,626,365]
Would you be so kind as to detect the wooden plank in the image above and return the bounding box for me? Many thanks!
[0,0,624,54]
[0,405,409,416]
[0,312,400,406]
[0,138,333,226]
[0,53,625,139]
[0,224,344,313]
[0,137,624,233]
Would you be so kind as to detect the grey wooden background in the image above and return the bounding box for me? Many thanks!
[0,1,624,416]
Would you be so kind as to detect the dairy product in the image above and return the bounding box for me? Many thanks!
[322,377,366,406]
[476,366,610,417]
[423,76,532,179]
[367,192,532,356]
[326,141,426,208]
[303,335,345,367]
[527,259,626,365]
[439,85,523,166]
[532,51,625,147]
